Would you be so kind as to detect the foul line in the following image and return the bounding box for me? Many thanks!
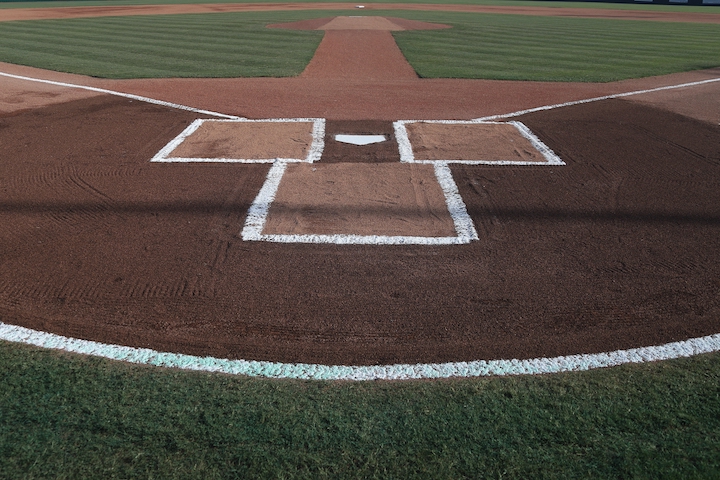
[0,71,241,119]
[1,321,718,381]
[475,77,720,122]
[240,161,478,245]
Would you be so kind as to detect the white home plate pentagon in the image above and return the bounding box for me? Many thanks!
[152,118,324,163]
[395,120,564,165]
[335,134,387,145]
[242,162,478,245]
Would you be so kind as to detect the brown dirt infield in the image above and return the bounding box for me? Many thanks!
[1,9,719,367]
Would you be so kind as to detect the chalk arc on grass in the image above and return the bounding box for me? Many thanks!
[1,322,718,380]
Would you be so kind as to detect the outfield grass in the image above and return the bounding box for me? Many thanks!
[0,11,325,77]
[0,10,718,80]
[393,11,720,81]
[1,340,719,478]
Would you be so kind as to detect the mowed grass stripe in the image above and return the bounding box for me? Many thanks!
[4,14,321,70]
[0,12,325,78]
[6,26,291,66]
[392,12,720,81]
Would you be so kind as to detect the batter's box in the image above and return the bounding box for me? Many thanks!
[151,118,325,163]
[241,162,478,245]
[394,120,564,165]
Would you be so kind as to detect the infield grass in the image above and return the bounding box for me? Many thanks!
[1,340,719,478]
[0,10,718,80]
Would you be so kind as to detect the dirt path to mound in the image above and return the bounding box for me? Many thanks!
[1,10,719,368]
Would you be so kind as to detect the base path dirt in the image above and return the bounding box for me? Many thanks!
[4,60,719,122]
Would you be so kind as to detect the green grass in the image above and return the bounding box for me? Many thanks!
[392,11,720,81]
[0,10,718,80]
[0,11,325,77]
[1,340,719,478]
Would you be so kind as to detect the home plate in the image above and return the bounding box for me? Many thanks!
[242,162,478,245]
[335,134,386,145]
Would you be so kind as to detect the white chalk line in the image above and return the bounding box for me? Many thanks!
[0,71,241,119]
[394,120,564,165]
[434,162,479,241]
[152,118,325,164]
[474,77,720,122]
[151,118,204,162]
[1,321,718,380]
[241,160,287,241]
[240,160,477,245]
[510,121,565,165]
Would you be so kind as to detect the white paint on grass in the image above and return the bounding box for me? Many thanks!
[240,160,477,245]
[1,321,718,380]
[0,71,240,119]
[394,120,564,165]
[151,118,325,164]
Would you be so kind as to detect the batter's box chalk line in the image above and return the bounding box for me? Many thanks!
[151,118,325,164]
[240,160,478,245]
[394,120,565,166]
[2,321,719,381]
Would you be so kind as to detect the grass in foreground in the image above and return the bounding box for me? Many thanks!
[1,340,719,478]
[0,10,718,80]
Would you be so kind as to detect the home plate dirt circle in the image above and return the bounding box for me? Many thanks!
[1,13,720,379]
